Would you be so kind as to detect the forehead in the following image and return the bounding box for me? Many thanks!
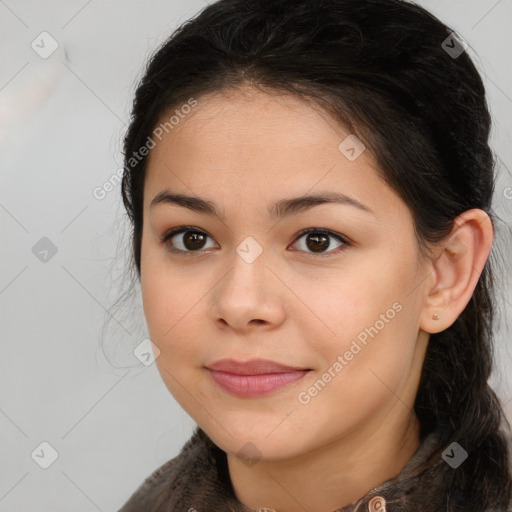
[143,86,404,222]
[149,87,348,163]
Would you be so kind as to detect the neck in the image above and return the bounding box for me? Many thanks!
[227,408,421,512]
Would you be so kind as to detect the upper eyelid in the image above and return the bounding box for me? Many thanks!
[294,227,350,244]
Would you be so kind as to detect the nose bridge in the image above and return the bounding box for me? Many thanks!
[221,234,268,298]
[209,233,283,328]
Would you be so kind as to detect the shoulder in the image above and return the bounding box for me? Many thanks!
[117,426,218,512]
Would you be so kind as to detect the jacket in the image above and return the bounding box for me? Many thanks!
[117,425,511,512]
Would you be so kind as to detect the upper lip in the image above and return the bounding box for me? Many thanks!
[206,358,310,375]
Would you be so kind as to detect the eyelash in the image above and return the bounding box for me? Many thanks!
[161,226,351,258]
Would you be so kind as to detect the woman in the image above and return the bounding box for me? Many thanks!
[117,0,512,510]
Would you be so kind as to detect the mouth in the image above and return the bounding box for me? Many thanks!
[205,358,311,398]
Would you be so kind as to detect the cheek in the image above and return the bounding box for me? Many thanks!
[310,257,419,377]
[140,249,202,356]
[307,270,388,351]
[140,263,206,404]
[296,305,416,433]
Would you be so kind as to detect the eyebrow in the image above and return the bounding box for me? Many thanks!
[149,190,374,219]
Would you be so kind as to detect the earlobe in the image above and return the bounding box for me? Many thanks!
[420,209,494,334]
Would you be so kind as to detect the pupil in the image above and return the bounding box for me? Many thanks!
[307,233,329,253]
[185,232,206,250]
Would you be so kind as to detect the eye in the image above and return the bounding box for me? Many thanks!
[161,226,350,257]
[289,228,350,258]
[162,226,218,254]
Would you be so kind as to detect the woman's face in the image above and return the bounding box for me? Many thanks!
[140,87,432,461]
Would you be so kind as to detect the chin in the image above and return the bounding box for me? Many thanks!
[199,417,307,462]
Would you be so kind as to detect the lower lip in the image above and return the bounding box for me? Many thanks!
[207,369,310,397]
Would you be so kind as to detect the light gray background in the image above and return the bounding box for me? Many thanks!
[1,1,511,510]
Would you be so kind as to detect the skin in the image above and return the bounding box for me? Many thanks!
[139,85,493,511]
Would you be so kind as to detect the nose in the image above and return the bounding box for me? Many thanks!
[209,244,286,333]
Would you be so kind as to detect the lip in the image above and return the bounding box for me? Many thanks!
[206,358,311,398]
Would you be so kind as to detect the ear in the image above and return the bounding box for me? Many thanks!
[420,209,494,334]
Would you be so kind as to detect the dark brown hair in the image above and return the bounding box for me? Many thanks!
[120,0,512,507]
